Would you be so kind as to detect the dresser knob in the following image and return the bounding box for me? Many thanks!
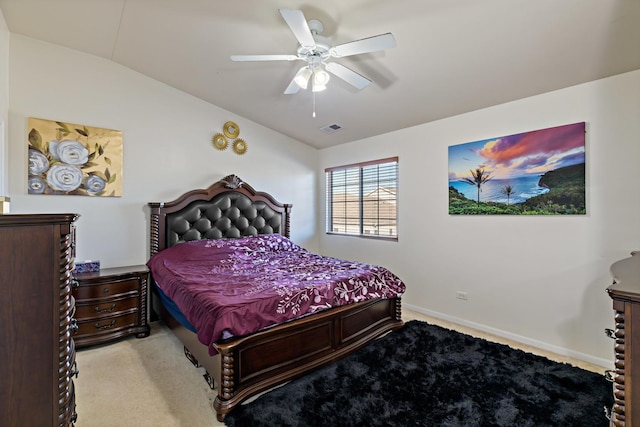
[70,319,79,332]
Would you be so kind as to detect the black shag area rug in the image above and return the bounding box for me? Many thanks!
[224,320,613,427]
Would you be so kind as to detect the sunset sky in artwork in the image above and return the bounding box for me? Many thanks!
[448,122,586,181]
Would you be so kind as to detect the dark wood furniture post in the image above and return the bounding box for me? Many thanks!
[0,214,79,427]
[607,251,640,426]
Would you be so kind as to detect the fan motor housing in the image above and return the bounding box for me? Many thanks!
[297,19,331,61]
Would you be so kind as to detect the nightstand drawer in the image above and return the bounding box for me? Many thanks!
[75,312,139,338]
[75,296,139,319]
[74,278,139,300]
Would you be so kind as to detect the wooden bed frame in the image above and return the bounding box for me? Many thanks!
[148,174,403,421]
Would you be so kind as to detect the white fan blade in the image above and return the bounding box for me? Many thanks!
[284,78,301,94]
[279,9,315,48]
[231,54,298,62]
[325,62,371,90]
[330,33,396,58]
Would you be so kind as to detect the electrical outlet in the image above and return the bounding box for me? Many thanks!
[456,291,468,300]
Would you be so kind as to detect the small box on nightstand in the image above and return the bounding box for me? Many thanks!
[74,260,100,274]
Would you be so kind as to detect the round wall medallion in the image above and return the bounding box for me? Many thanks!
[212,133,228,150]
[223,121,240,139]
[233,138,248,155]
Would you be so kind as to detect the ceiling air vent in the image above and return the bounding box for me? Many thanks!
[320,123,343,134]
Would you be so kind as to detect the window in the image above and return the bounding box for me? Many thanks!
[325,157,398,239]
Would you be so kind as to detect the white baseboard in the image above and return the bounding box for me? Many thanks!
[403,303,613,370]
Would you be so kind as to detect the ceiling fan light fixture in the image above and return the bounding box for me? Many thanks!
[312,68,330,91]
[312,83,327,92]
[293,66,312,89]
[313,69,330,86]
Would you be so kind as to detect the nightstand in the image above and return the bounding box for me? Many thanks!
[72,265,151,348]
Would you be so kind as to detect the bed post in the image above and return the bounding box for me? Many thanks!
[394,296,403,320]
[284,204,292,238]
[148,201,165,256]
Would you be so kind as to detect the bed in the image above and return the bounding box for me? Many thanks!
[147,174,405,421]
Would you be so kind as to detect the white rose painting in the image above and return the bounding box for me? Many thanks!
[27,117,123,196]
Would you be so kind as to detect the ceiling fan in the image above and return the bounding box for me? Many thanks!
[231,9,396,95]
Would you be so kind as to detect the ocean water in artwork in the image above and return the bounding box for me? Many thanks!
[449,174,549,205]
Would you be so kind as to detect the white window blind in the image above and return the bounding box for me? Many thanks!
[325,157,398,239]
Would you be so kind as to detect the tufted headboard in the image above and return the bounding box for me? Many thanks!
[148,175,292,256]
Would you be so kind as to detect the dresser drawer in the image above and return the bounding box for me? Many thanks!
[75,312,139,338]
[75,296,139,319]
[74,278,139,300]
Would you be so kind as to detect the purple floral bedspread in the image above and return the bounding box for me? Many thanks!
[147,234,406,355]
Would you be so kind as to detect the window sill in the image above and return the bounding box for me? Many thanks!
[325,232,398,242]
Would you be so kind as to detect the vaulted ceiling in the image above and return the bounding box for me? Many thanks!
[1,0,639,149]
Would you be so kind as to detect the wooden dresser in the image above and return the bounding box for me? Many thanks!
[607,251,640,426]
[73,265,150,347]
[0,214,79,427]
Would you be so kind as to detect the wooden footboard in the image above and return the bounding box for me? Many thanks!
[155,292,403,421]
[214,297,403,420]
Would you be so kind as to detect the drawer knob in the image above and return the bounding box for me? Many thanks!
[103,287,110,294]
[95,303,117,313]
[604,370,615,382]
[70,362,79,378]
[94,319,116,330]
[70,319,79,332]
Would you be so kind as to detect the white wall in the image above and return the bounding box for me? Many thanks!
[0,9,8,195]
[7,27,639,368]
[319,69,640,367]
[7,35,318,266]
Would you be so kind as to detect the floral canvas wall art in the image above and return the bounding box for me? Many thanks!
[27,118,123,196]
[448,122,586,215]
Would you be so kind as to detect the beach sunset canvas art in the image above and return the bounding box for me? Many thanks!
[448,122,586,215]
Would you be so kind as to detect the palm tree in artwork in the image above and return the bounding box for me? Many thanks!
[502,185,514,205]
[462,168,492,204]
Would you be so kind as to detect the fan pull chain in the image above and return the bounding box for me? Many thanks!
[312,91,316,118]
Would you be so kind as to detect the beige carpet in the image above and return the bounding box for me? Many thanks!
[74,323,223,427]
[74,310,603,427]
